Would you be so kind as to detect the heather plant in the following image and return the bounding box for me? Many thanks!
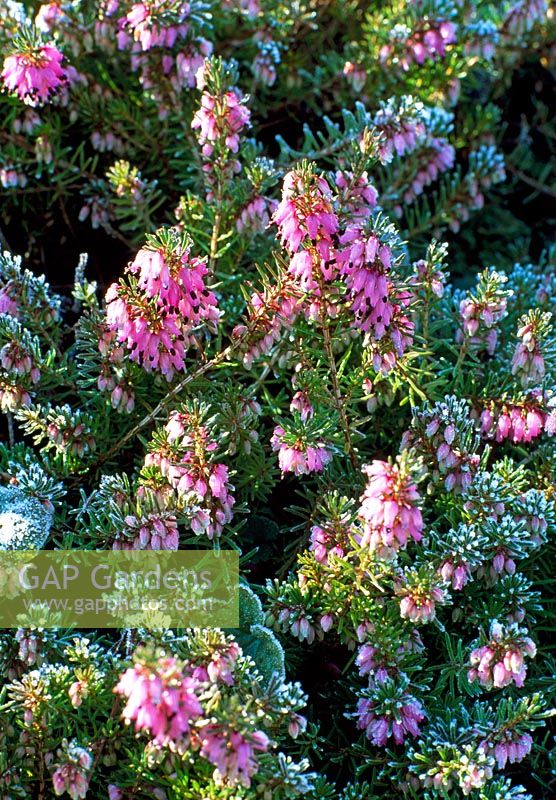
[0,1,555,799]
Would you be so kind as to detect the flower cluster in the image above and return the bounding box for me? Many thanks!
[191,60,251,197]
[271,422,333,476]
[355,675,425,747]
[511,310,553,387]
[51,741,92,800]
[192,86,251,155]
[395,568,448,624]
[269,165,414,371]
[113,509,179,550]
[468,621,537,689]
[273,166,338,293]
[106,227,219,381]
[115,654,203,747]
[109,633,309,790]
[2,40,68,106]
[358,458,423,555]
[310,513,353,565]
[479,392,554,444]
[483,730,533,770]
[143,404,235,538]
[402,396,481,493]
[380,19,457,70]
[456,269,511,355]
[199,725,269,787]
[372,98,426,161]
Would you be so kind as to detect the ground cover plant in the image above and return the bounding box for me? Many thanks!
[0,0,555,798]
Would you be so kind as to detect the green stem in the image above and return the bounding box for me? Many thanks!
[321,316,358,470]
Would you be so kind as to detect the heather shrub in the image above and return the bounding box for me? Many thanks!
[0,1,555,798]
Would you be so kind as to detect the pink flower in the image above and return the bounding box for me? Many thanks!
[411,258,446,298]
[511,312,550,387]
[366,299,415,375]
[481,732,533,770]
[356,694,424,746]
[192,89,251,154]
[271,425,333,476]
[2,43,67,106]
[143,409,235,539]
[114,657,203,746]
[252,40,279,86]
[371,100,426,161]
[51,742,92,800]
[232,278,302,368]
[358,459,423,554]
[468,621,536,690]
[355,643,404,683]
[199,725,268,787]
[480,400,546,445]
[105,231,219,382]
[309,518,352,563]
[273,169,338,258]
[173,39,213,88]
[439,559,472,590]
[403,397,480,493]
[504,0,547,36]
[335,170,377,219]
[118,0,191,51]
[290,390,314,422]
[128,241,219,327]
[457,277,508,356]
[68,680,88,708]
[336,227,393,335]
[401,138,455,204]
[191,640,240,686]
[236,195,276,233]
[395,575,447,624]
[113,511,179,550]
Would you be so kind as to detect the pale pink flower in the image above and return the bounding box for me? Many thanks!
[480,731,533,770]
[396,578,447,624]
[359,460,423,554]
[335,170,377,218]
[199,725,268,787]
[439,559,472,590]
[468,621,536,690]
[51,742,92,800]
[191,640,240,686]
[271,425,332,476]
[309,518,352,563]
[290,390,314,422]
[113,511,179,550]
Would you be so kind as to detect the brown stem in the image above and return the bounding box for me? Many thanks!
[209,205,222,274]
[91,697,121,773]
[91,346,232,469]
[83,284,283,474]
[507,163,556,199]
